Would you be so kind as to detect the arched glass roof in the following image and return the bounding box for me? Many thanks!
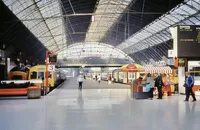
[118,0,200,54]
[2,0,67,51]
[2,0,184,63]
[58,42,134,62]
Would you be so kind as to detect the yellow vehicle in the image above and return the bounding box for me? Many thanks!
[8,66,29,80]
[28,65,54,91]
[8,71,28,80]
[28,65,66,92]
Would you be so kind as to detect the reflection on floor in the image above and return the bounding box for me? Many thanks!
[0,78,199,130]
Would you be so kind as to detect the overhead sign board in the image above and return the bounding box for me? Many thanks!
[177,25,200,57]
[168,50,174,58]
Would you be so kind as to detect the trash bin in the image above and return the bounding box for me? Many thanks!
[27,86,41,99]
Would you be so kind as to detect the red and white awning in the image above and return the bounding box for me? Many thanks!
[144,66,172,74]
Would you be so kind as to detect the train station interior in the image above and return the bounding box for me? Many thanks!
[1,0,200,130]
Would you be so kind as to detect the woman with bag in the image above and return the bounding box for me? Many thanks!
[146,73,155,100]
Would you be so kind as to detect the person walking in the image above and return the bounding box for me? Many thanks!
[184,72,196,102]
[95,74,98,82]
[77,73,84,91]
[97,74,101,83]
[108,74,112,84]
[93,74,95,80]
[154,73,164,99]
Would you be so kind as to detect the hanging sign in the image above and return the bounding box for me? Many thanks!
[48,65,55,72]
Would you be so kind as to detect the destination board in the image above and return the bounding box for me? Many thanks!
[178,25,200,57]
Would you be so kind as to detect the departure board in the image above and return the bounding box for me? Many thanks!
[178,25,200,57]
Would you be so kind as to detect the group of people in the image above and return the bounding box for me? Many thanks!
[134,73,170,99]
[92,74,101,83]
[77,71,197,101]
[134,72,196,101]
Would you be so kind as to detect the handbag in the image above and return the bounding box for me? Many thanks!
[183,82,187,87]
[145,83,151,92]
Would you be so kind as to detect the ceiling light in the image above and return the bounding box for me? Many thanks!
[92,15,95,22]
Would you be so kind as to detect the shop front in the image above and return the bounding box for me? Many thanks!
[187,61,200,95]
[120,64,146,99]
[144,66,176,96]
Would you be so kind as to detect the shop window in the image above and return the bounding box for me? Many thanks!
[190,66,200,80]
[30,71,37,79]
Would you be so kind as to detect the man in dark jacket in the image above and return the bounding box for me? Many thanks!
[185,72,196,102]
[154,74,164,99]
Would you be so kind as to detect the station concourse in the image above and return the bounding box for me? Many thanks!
[1,0,200,130]
[0,78,199,130]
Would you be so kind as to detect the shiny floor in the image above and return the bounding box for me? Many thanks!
[0,78,200,130]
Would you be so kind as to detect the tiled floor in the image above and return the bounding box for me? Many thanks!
[0,78,200,130]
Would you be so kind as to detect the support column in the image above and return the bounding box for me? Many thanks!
[178,67,185,94]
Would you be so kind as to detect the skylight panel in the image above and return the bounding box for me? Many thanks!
[85,0,132,42]
[117,0,200,53]
[2,0,67,51]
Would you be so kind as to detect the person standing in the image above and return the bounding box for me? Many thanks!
[77,73,84,91]
[108,74,112,84]
[146,73,155,100]
[154,74,164,99]
[97,74,101,83]
[93,74,95,80]
[185,72,196,102]
[162,74,172,96]
[95,74,98,81]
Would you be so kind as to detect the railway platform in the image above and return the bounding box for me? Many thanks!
[0,78,199,130]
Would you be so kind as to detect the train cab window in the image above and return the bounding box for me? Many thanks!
[12,75,23,80]
[38,72,44,79]
[30,71,37,79]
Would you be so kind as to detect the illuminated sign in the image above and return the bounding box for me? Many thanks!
[48,51,57,64]
[178,58,186,67]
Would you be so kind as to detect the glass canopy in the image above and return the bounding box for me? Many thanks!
[3,0,67,52]
[85,0,133,42]
[117,0,200,54]
[58,42,134,61]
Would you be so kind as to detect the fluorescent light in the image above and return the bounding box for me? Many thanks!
[92,15,95,22]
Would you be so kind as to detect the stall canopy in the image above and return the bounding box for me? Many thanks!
[121,64,144,72]
[145,66,172,74]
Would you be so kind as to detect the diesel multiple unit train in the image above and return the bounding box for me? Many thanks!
[8,65,66,91]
